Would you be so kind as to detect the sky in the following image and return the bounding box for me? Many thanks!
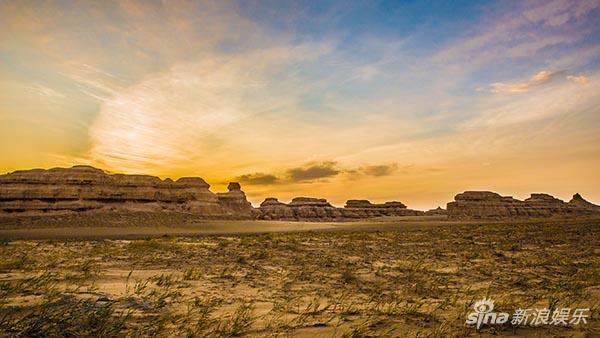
[1,0,600,209]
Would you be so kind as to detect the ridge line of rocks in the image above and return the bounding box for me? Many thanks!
[1,166,599,220]
[446,191,600,219]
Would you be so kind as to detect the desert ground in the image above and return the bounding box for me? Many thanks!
[0,216,599,337]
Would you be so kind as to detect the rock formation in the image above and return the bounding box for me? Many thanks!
[216,182,258,218]
[568,193,600,211]
[343,199,423,218]
[258,197,343,221]
[424,206,447,216]
[447,191,600,219]
[257,197,423,221]
[0,165,425,221]
[5,166,595,222]
[0,165,254,218]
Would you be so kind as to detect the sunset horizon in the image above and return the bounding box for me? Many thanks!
[2,0,599,210]
[1,2,600,336]
[2,163,598,211]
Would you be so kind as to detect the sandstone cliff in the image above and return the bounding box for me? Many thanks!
[0,166,424,221]
[343,199,424,218]
[447,191,600,219]
[258,197,343,221]
[4,166,595,222]
[216,182,259,218]
[0,165,254,218]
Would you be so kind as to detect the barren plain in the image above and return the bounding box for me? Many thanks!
[0,216,599,337]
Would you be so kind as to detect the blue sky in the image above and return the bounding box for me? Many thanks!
[1,0,599,208]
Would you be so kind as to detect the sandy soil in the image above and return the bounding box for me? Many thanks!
[0,216,599,337]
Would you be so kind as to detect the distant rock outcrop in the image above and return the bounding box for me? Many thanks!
[424,206,446,216]
[10,166,595,222]
[257,197,423,221]
[216,182,258,218]
[0,166,427,221]
[0,166,254,218]
[343,199,423,218]
[447,191,600,219]
[569,193,600,211]
[258,197,343,221]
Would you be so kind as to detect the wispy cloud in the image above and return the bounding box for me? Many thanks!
[25,84,65,99]
[465,71,599,128]
[522,0,598,27]
[429,0,600,80]
[488,70,566,93]
[86,41,334,174]
[2,0,600,207]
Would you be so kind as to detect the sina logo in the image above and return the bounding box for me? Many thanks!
[465,298,509,329]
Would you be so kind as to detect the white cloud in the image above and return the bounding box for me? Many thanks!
[87,43,335,174]
[466,71,598,128]
[523,0,600,27]
[489,82,531,93]
[488,70,565,93]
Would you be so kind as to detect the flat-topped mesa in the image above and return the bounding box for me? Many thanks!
[382,201,407,208]
[258,197,342,221]
[522,193,571,217]
[288,197,332,207]
[260,197,287,208]
[454,191,508,201]
[258,197,295,220]
[447,190,600,219]
[0,166,253,218]
[257,196,424,221]
[343,199,422,218]
[174,177,210,188]
[344,199,407,209]
[344,199,373,208]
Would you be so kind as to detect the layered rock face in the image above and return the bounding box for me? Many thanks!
[258,197,344,221]
[569,193,600,211]
[216,182,258,218]
[0,166,254,218]
[258,197,423,221]
[447,191,600,219]
[343,200,423,218]
[424,207,447,216]
[0,166,424,221]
